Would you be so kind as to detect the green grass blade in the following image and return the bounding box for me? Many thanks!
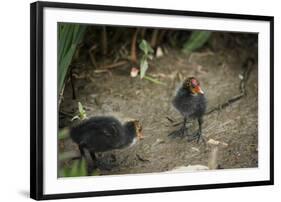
[143,75,166,86]
[58,23,87,92]
[140,57,148,79]
[183,31,211,53]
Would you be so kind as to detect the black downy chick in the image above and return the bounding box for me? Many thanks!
[169,77,207,142]
[70,116,144,169]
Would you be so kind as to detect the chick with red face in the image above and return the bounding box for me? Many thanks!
[169,77,207,142]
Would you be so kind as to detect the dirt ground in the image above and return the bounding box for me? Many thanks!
[59,33,258,175]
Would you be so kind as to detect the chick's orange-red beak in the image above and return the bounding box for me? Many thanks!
[195,86,204,94]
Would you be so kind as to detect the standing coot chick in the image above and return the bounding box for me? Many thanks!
[169,77,207,142]
[70,116,144,169]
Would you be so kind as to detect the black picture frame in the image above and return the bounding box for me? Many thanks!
[30,1,274,200]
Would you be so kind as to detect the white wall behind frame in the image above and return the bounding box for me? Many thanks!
[0,0,279,202]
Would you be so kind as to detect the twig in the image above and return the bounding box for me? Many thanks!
[70,67,76,100]
[150,29,159,48]
[101,26,107,56]
[59,111,74,118]
[143,75,166,86]
[97,60,129,69]
[166,116,175,123]
[131,28,139,65]
[88,44,98,68]
[136,154,150,162]
[140,28,146,39]
[205,57,254,115]
[59,150,81,161]
[58,83,65,106]
[207,139,228,169]
[157,29,167,45]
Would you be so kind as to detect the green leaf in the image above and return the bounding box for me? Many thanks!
[78,102,87,120]
[143,75,166,86]
[71,115,80,122]
[58,128,70,140]
[140,57,149,79]
[183,31,211,53]
[139,39,154,55]
[78,102,84,114]
[60,159,88,177]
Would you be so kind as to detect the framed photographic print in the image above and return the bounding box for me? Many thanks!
[30,1,274,200]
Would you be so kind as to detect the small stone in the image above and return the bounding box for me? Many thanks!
[130,67,139,77]
[156,47,164,58]
[152,138,165,147]
[191,147,200,152]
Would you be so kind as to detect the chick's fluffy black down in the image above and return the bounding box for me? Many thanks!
[173,87,207,119]
[70,117,130,152]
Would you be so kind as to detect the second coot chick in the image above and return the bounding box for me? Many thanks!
[70,116,144,169]
[169,77,207,142]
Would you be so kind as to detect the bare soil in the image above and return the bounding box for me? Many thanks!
[59,35,258,175]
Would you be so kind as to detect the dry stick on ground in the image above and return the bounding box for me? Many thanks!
[59,110,73,118]
[140,28,146,39]
[101,26,108,56]
[157,29,167,45]
[59,150,81,161]
[70,67,76,99]
[150,29,159,48]
[58,83,65,106]
[131,28,139,65]
[205,57,254,115]
[168,57,255,126]
[88,44,98,68]
[207,139,228,169]
[96,60,129,70]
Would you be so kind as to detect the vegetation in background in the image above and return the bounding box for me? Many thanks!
[59,158,88,177]
[138,39,166,85]
[139,39,154,79]
[71,102,88,121]
[58,25,211,92]
[58,24,87,93]
[183,31,211,53]
[58,102,87,140]
[59,158,100,177]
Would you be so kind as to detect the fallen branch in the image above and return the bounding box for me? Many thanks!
[59,150,81,161]
[101,26,108,56]
[207,139,228,169]
[131,28,139,65]
[97,60,129,69]
[88,44,98,68]
[205,57,254,115]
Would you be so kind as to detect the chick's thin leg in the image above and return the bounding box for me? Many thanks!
[89,151,113,171]
[168,117,189,138]
[187,117,204,143]
[78,144,85,157]
[77,145,95,175]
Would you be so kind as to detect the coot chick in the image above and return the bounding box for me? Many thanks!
[70,116,144,169]
[169,77,207,142]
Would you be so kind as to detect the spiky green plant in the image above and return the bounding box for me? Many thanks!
[58,23,87,93]
[183,31,211,53]
[59,159,88,177]
[71,102,88,121]
[139,39,154,79]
